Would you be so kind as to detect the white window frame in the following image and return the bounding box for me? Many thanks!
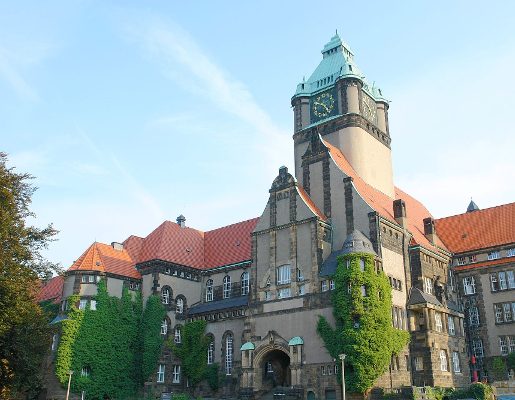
[278,287,291,299]
[90,300,96,311]
[495,304,503,323]
[225,334,233,375]
[172,365,181,383]
[507,270,515,288]
[241,271,249,295]
[509,335,515,353]
[266,361,273,373]
[507,248,515,257]
[174,326,182,344]
[415,356,423,371]
[264,290,271,300]
[503,302,512,322]
[161,319,168,335]
[452,352,461,373]
[448,316,455,336]
[88,274,95,283]
[329,279,335,290]
[472,339,484,358]
[207,341,214,365]
[276,265,291,285]
[321,280,328,292]
[81,366,90,377]
[360,258,365,271]
[223,275,231,299]
[206,279,213,302]
[491,273,499,291]
[176,297,184,314]
[296,268,304,281]
[499,271,508,290]
[488,251,500,260]
[424,277,433,294]
[51,334,59,351]
[469,306,480,326]
[298,284,305,296]
[500,336,509,356]
[157,364,165,383]
[162,288,170,305]
[457,256,466,266]
[435,312,443,332]
[79,299,88,310]
[439,350,448,371]
[463,276,476,295]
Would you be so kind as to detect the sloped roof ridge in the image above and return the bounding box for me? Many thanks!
[297,184,327,221]
[436,201,515,221]
[205,217,260,234]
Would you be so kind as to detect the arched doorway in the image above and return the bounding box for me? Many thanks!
[262,349,291,388]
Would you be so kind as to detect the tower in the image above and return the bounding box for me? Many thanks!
[291,33,394,198]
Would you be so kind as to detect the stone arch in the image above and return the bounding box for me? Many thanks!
[252,342,291,392]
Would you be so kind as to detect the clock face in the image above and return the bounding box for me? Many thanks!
[361,94,377,123]
[311,91,336,120]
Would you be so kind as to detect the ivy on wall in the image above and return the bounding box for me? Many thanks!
[141,295,166,382]
[168,320,211,388]
[317,253,410,394]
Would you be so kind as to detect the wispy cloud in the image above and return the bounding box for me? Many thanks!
[0,47,39,101]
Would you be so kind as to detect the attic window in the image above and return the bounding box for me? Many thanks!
[348,65,353,72]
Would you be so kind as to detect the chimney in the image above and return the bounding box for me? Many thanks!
[423,217,437,244]
[176,214,186,228]
[111,242,123,251]
[393,199,407,227]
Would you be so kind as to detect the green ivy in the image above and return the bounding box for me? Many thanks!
[317,253,410,394]
[141,295,166,382]
[168,320,210,388]
[508,351,515,370]
[204,363,219,391]
[449,382,494,400]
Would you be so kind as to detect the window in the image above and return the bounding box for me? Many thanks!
[345,259,351,269]
[360,258,365,271]
[223,276,231,299]
[157,364,165,383]
[500,336,509,356]
[81,366,91,377]
[264,291,272,300]
[327,364,333,375]
[88,275,95,283]
[491,273,499,291]
[207,340,214,365]
[321,365,326,375]
[488,251,500,260]
[81,275,88,283]
[277,265,291,285]
[79,299,88,310]
[225,333,233,375]
[508,248,515,257]
[172,365,181,383]
[439,350,448,371]
[495,304,503,323]
[174,326,182,344]
[266,361,273,373]
[503,303,513,322]
[51,334,59,351]
[415,356,423,371]
[296,268,304,281]
[448,316,455,335]
[452,352,461,373]
[424,277,433,294]
[161,319,168,335]
[206,279,213,302]
[499,271,508,290]
[472,339,484,358]
[241,271,249,295]
[469,255,477,263]
[176,297,184,314]
[457,256,466,266]
[509,336,515,353]
[329,279,335,290]
[469,306,480,326]
[507,271,515,288]
[162,288,171,305]
[463,276,476,295]
[278,287,291,299]
[435,313,443,332]
[321,280,328,292]
[90,300,96,311]
[298,285,305,296]
[494,302,515,323]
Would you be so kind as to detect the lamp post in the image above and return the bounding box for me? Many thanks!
[65,370,73,400]
[339,354,346,400]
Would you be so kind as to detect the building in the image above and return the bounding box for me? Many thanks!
[42,33,514,399]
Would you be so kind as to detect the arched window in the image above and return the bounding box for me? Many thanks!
[207,334,215,365]
[175,296,185,314]
[174,325,182,344]
[206,279,214,302]
[241,271,249,295]
[161,319,168,335]
[224,332,233,375]
[223,276,231,299]
[161,286,172,305]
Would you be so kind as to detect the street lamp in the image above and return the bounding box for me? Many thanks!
[339,354,346,400]
[65,370,73,400]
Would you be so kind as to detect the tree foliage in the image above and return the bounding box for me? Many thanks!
[0,153,59,399]
[317,253,410,393]
[507,351,515,371]
[168,320,211,388]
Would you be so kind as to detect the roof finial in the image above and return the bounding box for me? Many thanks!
[335,29,338,35]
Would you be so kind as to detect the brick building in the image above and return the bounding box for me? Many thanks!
[40,34,514,399]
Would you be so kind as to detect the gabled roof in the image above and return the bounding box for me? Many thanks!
[204,218,259,269]
[37,275,64,303]
[68,242,140,278]
[435,202,515,253]
[321,138,447,252]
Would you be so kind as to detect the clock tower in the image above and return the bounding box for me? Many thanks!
[291,33,394,198]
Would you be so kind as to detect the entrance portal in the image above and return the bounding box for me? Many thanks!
[262,349,291,387]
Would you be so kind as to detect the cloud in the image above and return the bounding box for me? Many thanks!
[0,47,39,101]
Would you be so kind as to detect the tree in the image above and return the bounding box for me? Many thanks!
[317,253,410,394]
[0,152,59,399]
[168,320,211,389]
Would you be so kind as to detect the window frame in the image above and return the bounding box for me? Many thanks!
[439,350,448,372]
[276,265,291,285]
[241,271,250,296]
[157,364,165,383]
[172,365,181,384]
[223,275,231,299]
[206,279,214,302]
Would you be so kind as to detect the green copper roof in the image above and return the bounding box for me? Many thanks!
[288,336,304,346]
[240,342,255,351]
[293,33,387,102]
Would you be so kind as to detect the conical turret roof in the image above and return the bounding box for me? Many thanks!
[341,230,377,256]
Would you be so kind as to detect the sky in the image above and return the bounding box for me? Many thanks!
[2,1,515,269]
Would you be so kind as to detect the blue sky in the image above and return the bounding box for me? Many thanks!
[2,1,515,269]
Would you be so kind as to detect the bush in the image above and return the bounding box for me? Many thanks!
[450,382,494,400]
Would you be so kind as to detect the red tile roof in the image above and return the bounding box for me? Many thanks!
[435,203,515,253]
[37,275,64,303]
[204,218,259,269]
[68,242,140,278]
[321,138,446,252]
[297,185,328,221]
[454,257,515,272]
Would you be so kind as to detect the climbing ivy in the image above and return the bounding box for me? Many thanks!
[317,253,410,394]
[141,295,166,382]
[168,320,210,388]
